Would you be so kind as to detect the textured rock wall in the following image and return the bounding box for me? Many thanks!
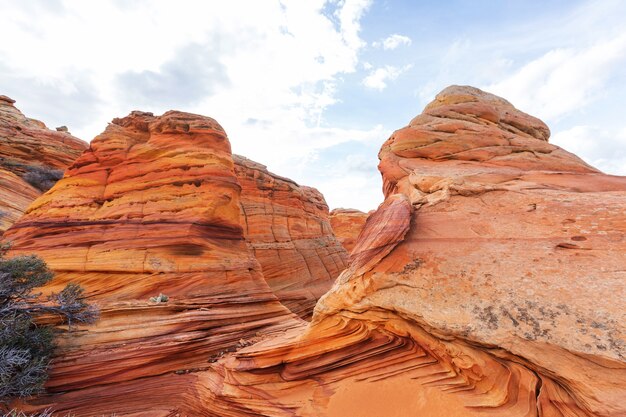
[4,111,299,394]
[235,155,348,319]
[329,208,370,253]
[11,87,626,416]
[0,95,87,233]
[197,86,626,417]
[0,168,39,233]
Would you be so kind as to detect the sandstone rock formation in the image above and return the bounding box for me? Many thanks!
[0,95,86,233]
[329,208,370,253]
[235,155,348,319]
[197,86,626,416]
[0,168,40,234]
[4,110,300,398]
[9,86,626,416]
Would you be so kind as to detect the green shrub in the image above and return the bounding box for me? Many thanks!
[0,244,98,402]
[22,167,63,192]
[149,293,169,303]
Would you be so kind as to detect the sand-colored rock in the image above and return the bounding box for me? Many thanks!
[0,168,40,233]
[235,155,348,319]
[197,86,626,416]
[329,208,370,253]
[4,110,299,398]
[0,95,87,234]
[9,87,626,416]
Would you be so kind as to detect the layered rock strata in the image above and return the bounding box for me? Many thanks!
[329,208,370,253]
[0,95,87,233]
[199,86,626,416]
[235,155,348,319]
[11,87,626,416]
[4,111,299,397]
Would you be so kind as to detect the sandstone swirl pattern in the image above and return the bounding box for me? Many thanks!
[7,87,626,416]
[4,111,301,398]
[235,155,348,320]
[200,86,626,417]
[0,95,86,233]
[329,208,370,253]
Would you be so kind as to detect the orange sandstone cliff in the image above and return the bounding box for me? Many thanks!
[235,155,348,319]
[3,111,300,400]
[0,95,87,233]
[329,208,370,253]
[8,86,626,416]
[198,86,626,416]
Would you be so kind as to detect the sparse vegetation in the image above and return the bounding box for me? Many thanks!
[149,293,169,303]
[3,409,54,417]
[0,159,63,193]
[22,167,63,193]
[0,243,98,402]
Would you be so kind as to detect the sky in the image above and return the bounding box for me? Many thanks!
[0,0,625,211]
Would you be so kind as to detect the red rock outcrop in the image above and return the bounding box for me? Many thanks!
[196,86,626,416]
[0,168,40,233]
[10,87,626,416]
[235,155,348,319]
[329,208,370,253]
[4,111,299,399]
[0,95,87,233]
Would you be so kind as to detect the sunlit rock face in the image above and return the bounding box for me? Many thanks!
[0,95,87,233]
[235,155,348,320]
[199,86,626,417]
[9,87,626,416]
[4,110,299,395]
[329,208,370,253]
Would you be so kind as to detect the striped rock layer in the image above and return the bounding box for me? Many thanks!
[196,86,626,416]
[9,86,626,416]
[0,95,86,233]
[329,208,370,253]
[235,155,348,319]
[4,110,302,400]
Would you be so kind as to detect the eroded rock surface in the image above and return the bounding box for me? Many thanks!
[200,86,626,416]
[0,95,87,233]
[235,155,348,319]
[9,87,626,416]
[4,111,299,398]
[329,208,370,253]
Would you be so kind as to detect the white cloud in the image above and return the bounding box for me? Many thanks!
[372,33,412,50]
[487,33,626,121]
[0,0,384,209]
[334,0,372,51]
[363,64,412,91]
[0,0,374,135]
[552,126,626,175]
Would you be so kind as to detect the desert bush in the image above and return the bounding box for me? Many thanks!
[2,409,54,417]
[149,293,169,303]
[0,159,63,193]
[22,167,63,192]
[0,244,98,402]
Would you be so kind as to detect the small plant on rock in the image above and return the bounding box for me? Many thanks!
[22,166,63,192]
[0,243,98,402]
[149,293,169,303]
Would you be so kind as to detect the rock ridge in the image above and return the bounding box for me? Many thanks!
[0,95,87,233]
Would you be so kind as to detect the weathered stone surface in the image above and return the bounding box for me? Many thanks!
[235,155,348,319]
[329,208,370,253]
[0,168,39,233]
[4,110,299,398]
[197,86,626,416]
[9,87,626,416]
[0,95,87,233]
